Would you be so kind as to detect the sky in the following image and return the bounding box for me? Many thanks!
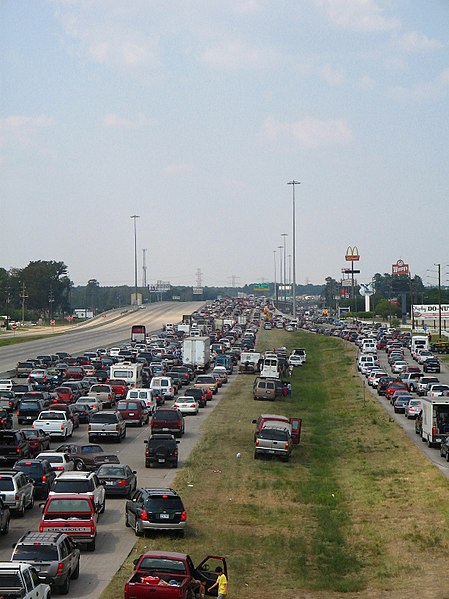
[1,0,448,289]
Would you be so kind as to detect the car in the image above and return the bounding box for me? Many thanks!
[288,354,303,367]
[0,379,15,391]
[62,381,85,400]
[405,399,422,419]
[116,400,148,426]
[0,469,35,515]
[106,378,128,399]
[11,531,80,594]
[88,411,126,443]
[424,359,441,373]
[53,386,74,404]
[55,443,120,471]
[0,497,10,534]
[391,360,408,374]
[144,433,179,468]
[49,471,106,514]
[96,463,137,497]
[50,403,80,429]
[32,410,74,439]
[39,494,98,551]
[14,457,57,498]
[65,366,85,380]
[150,408,185,438]
[0,409,13,430]
[212,366,228,384]
[75,395,102,412]
[20,428,51,456]
[36,452,75,475]
[172,396,199,415]
[0,390,19,413]
[393,396,412,414]
[184,387,207,407]
[70,403,95,423]
[195,374,219,395]
[125,487,186,537]
[0,429,32,464]
[89,384,116,409]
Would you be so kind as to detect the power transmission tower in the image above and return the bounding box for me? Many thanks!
[195,269,203,288]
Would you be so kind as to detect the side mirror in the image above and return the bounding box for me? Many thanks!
[251,419,256,424]
[143,440,148,444]
[176,440,180,444]
[132,470,137,474]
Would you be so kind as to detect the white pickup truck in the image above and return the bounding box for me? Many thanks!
[0,562,51,598]
[32,410,74,438]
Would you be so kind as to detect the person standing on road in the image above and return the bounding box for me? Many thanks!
[208,566,227,598]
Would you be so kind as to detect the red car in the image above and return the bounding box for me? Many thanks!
[386,381,408,399]
[66,366,85,380]
[53,386,74,404]
[107,379,128,399]
[20,428,51,456]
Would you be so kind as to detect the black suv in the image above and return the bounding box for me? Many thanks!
[184,387,206,408]
[11,531,80,594]
[424,359,441,373]
[14,459,57,499]
[144,434,179,468]
[0,430,31,465]
[0,409,13,430]
[125,487,186,537]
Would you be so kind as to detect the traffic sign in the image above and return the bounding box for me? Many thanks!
[50,319,56,325]
[11,324,17,330]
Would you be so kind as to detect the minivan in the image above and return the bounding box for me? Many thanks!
[126,388,157,413]
[149,377,175,399]
[253,378,277,401]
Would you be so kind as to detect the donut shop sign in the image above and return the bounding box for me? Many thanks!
[392,259,409,276]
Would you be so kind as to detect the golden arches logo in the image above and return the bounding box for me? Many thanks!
[345,246,360,261]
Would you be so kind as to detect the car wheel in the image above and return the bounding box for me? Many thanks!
[16,500,25,518]
[440,447,445,457]
[100,500,106,514]
[117,435,122,444]
[75,460,85,471]
[27,494,34,510]
[71,561,80,580]
[59,574,70,595]
[125,513,130,527]
[173,460,178,468]
[135,520,143,537]
[446,452,449,463]
[86,538,96,552]
[254,452,259,460]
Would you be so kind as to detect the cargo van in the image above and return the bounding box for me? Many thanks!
[253,378,278,401]
[260,357,279,379]
[149,377,175,399]
[357,354,376,373]
[126,388,157,413]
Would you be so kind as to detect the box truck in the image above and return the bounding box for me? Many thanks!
[420,396,449,447]
[182,337,211,373]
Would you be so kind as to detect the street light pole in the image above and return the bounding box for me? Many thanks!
[281,233,288,305]
[278,245,283,310]
[435,263,442,339]
[273,250,277,305]
[287,180,300,318]
[130,215,140,306]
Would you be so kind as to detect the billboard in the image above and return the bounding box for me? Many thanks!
[149,281,171,293]
[345,246,360,262]
[392,259,409,276]
[412,304,449,320]
[192,287,204,295]
[254,284,270,293]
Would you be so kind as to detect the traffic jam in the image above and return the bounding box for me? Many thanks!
[0,296,290,596]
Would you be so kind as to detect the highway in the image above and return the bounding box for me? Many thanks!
[0,300,223,598]
[0,302,204,375]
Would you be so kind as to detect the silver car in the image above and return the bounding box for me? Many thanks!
[0,470,34,515]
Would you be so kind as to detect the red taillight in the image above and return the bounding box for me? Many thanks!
[180,511,187,522]
[56,466,64,471]
[117,479,127,486]
[432,425,437,436]
[255,439,260,447]
[145,449,149,457]
[284,442,289,450]
[88,425,91,432]
[57,562,64,575]
[115,425,120,432]
[0,420,4,425]
[16,447,21,454]
[39,524,44,532]
[16,411,19,416]
[177,421,181,428]
[8,401,12,408]
[42,475,47,483]
[140,509,148,521]
[60,425,65,430]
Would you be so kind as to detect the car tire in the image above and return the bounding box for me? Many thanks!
[16,500,25,518]
[172,460,178,468]
[27,495,34,510]
[125,513,130,528]
[71,561,80,580]
[135,520,143,537]
[100,500,105,514]
[59,574,70,595]
[86,538,96,552]
[74,460,85,471]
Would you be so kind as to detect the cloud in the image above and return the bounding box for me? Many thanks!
[263,116,353,148]
[316,0,399,32]
[0,115,54,146]
[388,67,449,102]
[358,75,376,90]
[200,40,280,70]
[395,31,444,54]
[320,64,345,86]
[164,163,194,176]
[102,113,155,129]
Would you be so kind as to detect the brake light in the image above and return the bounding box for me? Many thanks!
[115,425,120,432]
[117,479,127,486]
[16,411,19,416]
[56,466,64,471]
[16,447,21,454]
[60,424,65,430]
[39,524,44,532]
[177,421,181,428]
[42,475,47,483]
[57,562,64,575]
[284,442,289,450]
[180,511,187,522]
[255,439,259,447]
[145,448,149,456]
[88,425,91,432]
[432,425,437,436]
[140,509,148,521]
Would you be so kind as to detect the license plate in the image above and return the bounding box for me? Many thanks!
[159,514,170,519]
[162,428,169,431]
[268,450,275,454]
[128,413,135,416]
[158,459,165,463]
[60,527,90,532]
[105,481,114,485]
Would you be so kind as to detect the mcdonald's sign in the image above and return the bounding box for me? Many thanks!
[345,246,360,262]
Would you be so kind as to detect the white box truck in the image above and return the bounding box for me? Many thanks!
[182,337,211,373]
[420,396,449,447]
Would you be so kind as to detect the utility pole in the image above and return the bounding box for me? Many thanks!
[278,245,283,310]
[287,180,300,318]
[281,233,288,304]
[5,288,11,330]
[435,263,442,339]
[142,248,147,288]
[48,288,55,322]
[273,250,277,305]
[130,215,140,305]
[19,283,28,325]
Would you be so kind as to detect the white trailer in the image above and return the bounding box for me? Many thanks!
[420,396,449,447]
[182,337,211,373]
[110,361,143,388]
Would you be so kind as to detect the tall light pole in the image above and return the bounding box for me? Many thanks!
[131,215,140,305]
[288,180,300,318]
[278,245,283,310]
[435,263,442,339]
[273,250,277,304]
[281,233,288,304]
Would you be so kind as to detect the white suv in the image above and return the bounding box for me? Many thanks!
[49,471,106,514]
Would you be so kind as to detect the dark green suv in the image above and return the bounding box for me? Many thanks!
[125,487,186,537]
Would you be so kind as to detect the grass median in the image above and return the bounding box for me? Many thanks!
[102,329,449,598]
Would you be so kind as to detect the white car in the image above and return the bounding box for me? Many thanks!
[173,396,199,415]
[288,355,303,367]
[392,360,408,374]
[0,379,14,391]
[36,452,75,476]
[109,347,121,357]
[32,410,74,438]
[212,366,228,384]
[76,395,103,412]
[49,471,106,513]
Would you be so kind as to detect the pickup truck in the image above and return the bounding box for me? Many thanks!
[0,561,51,598]
[124,552,227,599]
[32,411,74,439]
[254,423,294,462]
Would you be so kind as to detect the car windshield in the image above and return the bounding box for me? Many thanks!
[14,464,43,477]
[0,432,18,445]
[258,429,288,441]
[46,498,92,513]
[13,545,58,560]
[97,466,125,476]
[139,558,187,574]
[81,445,103,453]
[91,414,118,424]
